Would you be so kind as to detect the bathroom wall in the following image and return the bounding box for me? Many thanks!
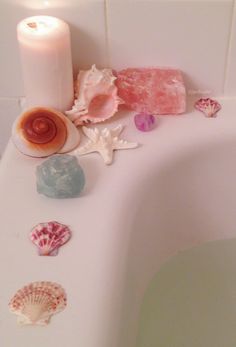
[1,0,236,154]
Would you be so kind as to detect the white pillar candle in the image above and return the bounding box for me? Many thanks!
[17,16,74,112]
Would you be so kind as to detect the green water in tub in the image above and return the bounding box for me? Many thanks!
[136,239,236,347]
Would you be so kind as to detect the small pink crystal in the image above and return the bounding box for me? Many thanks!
[116,68,186,115]
[134,113,155,132]
[194,98,221,118]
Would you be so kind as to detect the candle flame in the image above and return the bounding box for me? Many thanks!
[27,22,37,29]
[24,17,59,34]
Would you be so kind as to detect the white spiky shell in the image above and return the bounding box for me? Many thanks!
[66,65,123,126]
[12,107,80,157]
[9,281,67,326]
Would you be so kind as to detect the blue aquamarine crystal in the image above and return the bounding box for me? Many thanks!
[36,154,85,199]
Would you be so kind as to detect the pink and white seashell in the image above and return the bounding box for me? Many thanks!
[194,98,221,118]
[12,107,80,158]
[30,221,71,256]
[66,64,123,125]
[9,281,67,326]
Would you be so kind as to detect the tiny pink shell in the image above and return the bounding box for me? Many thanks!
[30,221,71,256]
[195,98,221,117]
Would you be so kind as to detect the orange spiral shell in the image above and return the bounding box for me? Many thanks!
[12,107,68,157]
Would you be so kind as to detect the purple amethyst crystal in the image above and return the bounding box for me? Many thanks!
[134,113,156,132]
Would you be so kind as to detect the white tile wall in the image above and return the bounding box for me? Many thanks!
[224,1,236,95]
[1,0,236,99]
[106,0,233,96]
[1,0,236,155]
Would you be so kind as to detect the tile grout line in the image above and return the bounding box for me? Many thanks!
[0,96,22,100]
[223,0,236,95]
[104,0,111,67]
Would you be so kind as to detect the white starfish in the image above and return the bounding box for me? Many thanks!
[74,125,138,165]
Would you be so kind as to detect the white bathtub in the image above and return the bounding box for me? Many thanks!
[117,127,236,347]
[0,99,236,347]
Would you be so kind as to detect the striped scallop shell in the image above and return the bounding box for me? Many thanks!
[194,98,221,117]
[9,281,67,326]
[12,107,80,157]
[30,221,71,256]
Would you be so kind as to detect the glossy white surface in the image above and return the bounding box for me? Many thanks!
[0,98,21,155]
[0,99,236,346]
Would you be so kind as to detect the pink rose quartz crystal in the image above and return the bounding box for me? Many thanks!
[116,68,186,115]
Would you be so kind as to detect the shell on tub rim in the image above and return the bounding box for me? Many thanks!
[194,98,221,117]
[30,221,72,256]
[9,281,67,326]
[12,107,80,157]
[66,64,123,126]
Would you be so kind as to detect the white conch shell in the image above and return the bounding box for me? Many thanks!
[66,64,123,126]
[12,107,80,157]
[9,281,67,326]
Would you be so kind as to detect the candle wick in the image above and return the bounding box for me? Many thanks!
[27,22,37,30]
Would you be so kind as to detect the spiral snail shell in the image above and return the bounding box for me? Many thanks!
[12,107,80,157]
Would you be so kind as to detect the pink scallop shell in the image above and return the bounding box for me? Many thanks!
[30,221,71,256]
[195,98,221,117]
[9,281,67,325]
